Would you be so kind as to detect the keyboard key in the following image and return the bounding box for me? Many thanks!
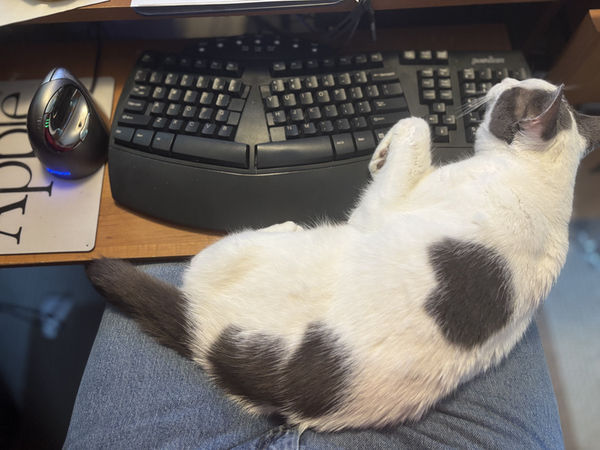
[152,86,166,100]
[169,119,183,132]
[318,120,334,134]
[132,129,154,149]
[335,118,351,132]
[381,83,403,97]
[218,125,235,140]
[302,122,317,136]
[440,89,453,103]
[201,123,217,136]
[166,104,180,116]
[443,115,456,129]
[196,76,210,89]
[282,93,297,108]
[369,111,411,128]
[118,113,151,127]
[183,90,198,103]
[182,105,197,118]
[200,92,214,105]
[370,69,399,83]
[323,105,338,118]
[134,69,149,82]
[352,116,368,129]
[433,126,449,143]
[226,111,241,126]
[150,102,165,114]
[149,71,163,84]
[185,121,200,133]
[180,74,194,87]
[332,88,347,102]
[266,95,280,109]
[172,135,248,168]
[401,50,416,63]
[125,99,146,112]
[130,85,151,97]
[165,73,179,85]
[332,133,355,159]
[215,109,230,123]
[228,79,245,97]
[285,124,300,138]
[349,87,364,101]
[228,98,245,113]
[113,126,135,144]
[256,136,333,169]
[152,116,167,129]
[365,85,380,98]
[290,108,304,122]
[353,131,376,156]
[371,97,408,112]
[152,132,174,154]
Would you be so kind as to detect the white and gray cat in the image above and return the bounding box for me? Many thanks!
[87,78,600,432]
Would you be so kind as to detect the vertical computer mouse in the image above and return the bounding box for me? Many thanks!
[27,68,109,179]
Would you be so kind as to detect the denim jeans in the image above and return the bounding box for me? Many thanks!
[64,262,564,449]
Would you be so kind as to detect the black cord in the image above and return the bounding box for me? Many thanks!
[88,22,107,94]
[323,0,376,50]
[0,301,40,323]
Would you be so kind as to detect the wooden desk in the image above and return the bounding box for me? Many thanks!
[0,25,511,266]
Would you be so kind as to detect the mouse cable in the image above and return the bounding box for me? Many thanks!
[323,0,376,50]
[88,22,108,94]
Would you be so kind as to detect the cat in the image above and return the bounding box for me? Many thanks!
[86,77,600,432]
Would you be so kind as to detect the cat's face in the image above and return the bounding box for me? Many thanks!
[478,78,600,158]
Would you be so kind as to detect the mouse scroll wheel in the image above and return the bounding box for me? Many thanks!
[44,85,90,152]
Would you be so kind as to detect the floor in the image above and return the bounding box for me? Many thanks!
[0,266,105,449]
[537,147,600,450]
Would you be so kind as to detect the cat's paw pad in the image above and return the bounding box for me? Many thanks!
[369,146,389,174]
[369,117,430,175]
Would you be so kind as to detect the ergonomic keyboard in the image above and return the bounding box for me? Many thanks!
[108,34,530,231]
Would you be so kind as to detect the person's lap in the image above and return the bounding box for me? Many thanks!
[64,262,564,449]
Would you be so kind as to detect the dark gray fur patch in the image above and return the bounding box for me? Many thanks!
[425,239,514,349]
[86,258,192,358]
[574,112,600,154]
[489,87,571,144]
[207,322,349,419]
[206,327,285,408]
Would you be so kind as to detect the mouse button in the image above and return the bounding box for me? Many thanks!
[48,67,76,83]
[79,112,91,141]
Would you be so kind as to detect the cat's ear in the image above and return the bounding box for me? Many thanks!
[517,84,564,142]
[575,112,600,154]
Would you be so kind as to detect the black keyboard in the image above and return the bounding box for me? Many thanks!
[108,34,530,231]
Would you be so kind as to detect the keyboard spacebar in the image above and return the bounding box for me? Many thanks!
[256,136,333,169]
[172,135,249,169]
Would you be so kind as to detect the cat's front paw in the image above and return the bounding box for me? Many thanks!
[369,117,430,175]
[262,221,305,232]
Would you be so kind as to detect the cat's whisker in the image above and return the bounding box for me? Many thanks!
[455,97,489,118]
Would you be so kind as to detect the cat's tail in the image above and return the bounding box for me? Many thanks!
[85,258,193,359]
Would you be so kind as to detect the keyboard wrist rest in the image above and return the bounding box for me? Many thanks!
[108,146,372,231]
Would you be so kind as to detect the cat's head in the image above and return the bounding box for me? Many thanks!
[476,78,600,160]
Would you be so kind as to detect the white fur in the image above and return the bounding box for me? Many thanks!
[181,78,587,431]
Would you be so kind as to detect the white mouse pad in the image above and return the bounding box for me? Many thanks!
[0,76,115,255]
